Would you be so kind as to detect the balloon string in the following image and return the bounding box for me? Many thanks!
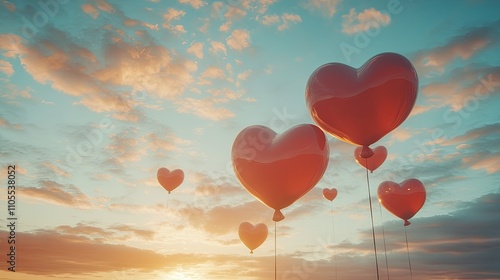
[166,194,169,210]
[330,204,337,280]
[378,203,390,280]
[251,251,254,279]
[365,160,380,280]
[404,226,413,280]
[274,221,277,280]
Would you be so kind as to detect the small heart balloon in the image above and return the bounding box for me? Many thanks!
[377,178,426,226]
[354,146,387,173]
[157,168,184,194]
[232,124,329,222]
[238,222,268,254]
[322,188,338,201]
[306,52,418,158]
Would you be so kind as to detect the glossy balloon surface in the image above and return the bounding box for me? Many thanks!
[354,146,387,172]
[232,124,329,221]
[378,178,426,226]
[306,53,418,155]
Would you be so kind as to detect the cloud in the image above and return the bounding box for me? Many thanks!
[179,0,207,9]
[105,128,144,168]
[462,151,499,174]
[123,18,159,30]
[302,0,340,18]
[261,13,302,31]
[2,0,15,12]
[226,29,250,50]
[163,7,186,22]
[413,21,500,74]
[95,0,115,13]
[224,5,246,20]
[441,123,500,147]
[0,227,277,278]
[108,224,156,239]
[237,69,252,81]
[162,8,187,33]
[0,59,14,76]
[261,14,280,25]
[209,40,227,55]
[439,123,500,174]
[175,97,235,121]
[41,161,70,178]
[0,114,22,130]
[0,29,199,122]
[0,229,166,275]
[275,192,500,280]
[19,180,93,208]
[278,13,302,31]
[187,42,204,59]
[144,131,188,153]
[256,0,278,14]
[421,65,499,112]
[178,201,271,236]
[219,21,232,32]
[191,172,246,197]
[388,127,412,143]
[342,8,391,34]
[81,3,99,19]
[201,66,226,80]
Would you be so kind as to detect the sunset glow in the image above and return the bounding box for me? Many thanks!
[0,0,499,279]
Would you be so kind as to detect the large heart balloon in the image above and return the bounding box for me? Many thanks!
[157,168,184,194]
[354,146,387,173]
[232,124,329,222]
[238,222,268,254]
[322,188,338,201]
[306,52,418,158]
[377,178,426,226]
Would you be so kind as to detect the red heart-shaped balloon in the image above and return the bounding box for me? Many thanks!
[306,53,418,158]
[157,168,184,194]
[377,178,426,226]
[322,188,338,201]
[238,222,268,254]
[232,124,329,222]
[354,146,387,172]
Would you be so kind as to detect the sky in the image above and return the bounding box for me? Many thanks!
[0,0,499,279]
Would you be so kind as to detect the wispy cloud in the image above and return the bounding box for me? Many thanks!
[209,40,227,55]
[342,8,391,34]
[187,42,204,59]
[20,180,93,208]
[81,3,99,19]
[0,59,13,76]
[260,13,302,30]
[421,65,499,112]
[179,0,207,9]
[226,29,251,51]
[413,21,500,74]
[302,0,341,18]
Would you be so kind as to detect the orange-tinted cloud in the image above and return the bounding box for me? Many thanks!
[342,8,390,34]
[0,59,14,76]
[81,3,99,19]
[179,0,207,9]
[0,229,165,275]
[20,180,93,208]
[413,22,499,74]
[187,42,204,59]
[302,0,341,18]
[2,0,15,12]
[227,29,250,51]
